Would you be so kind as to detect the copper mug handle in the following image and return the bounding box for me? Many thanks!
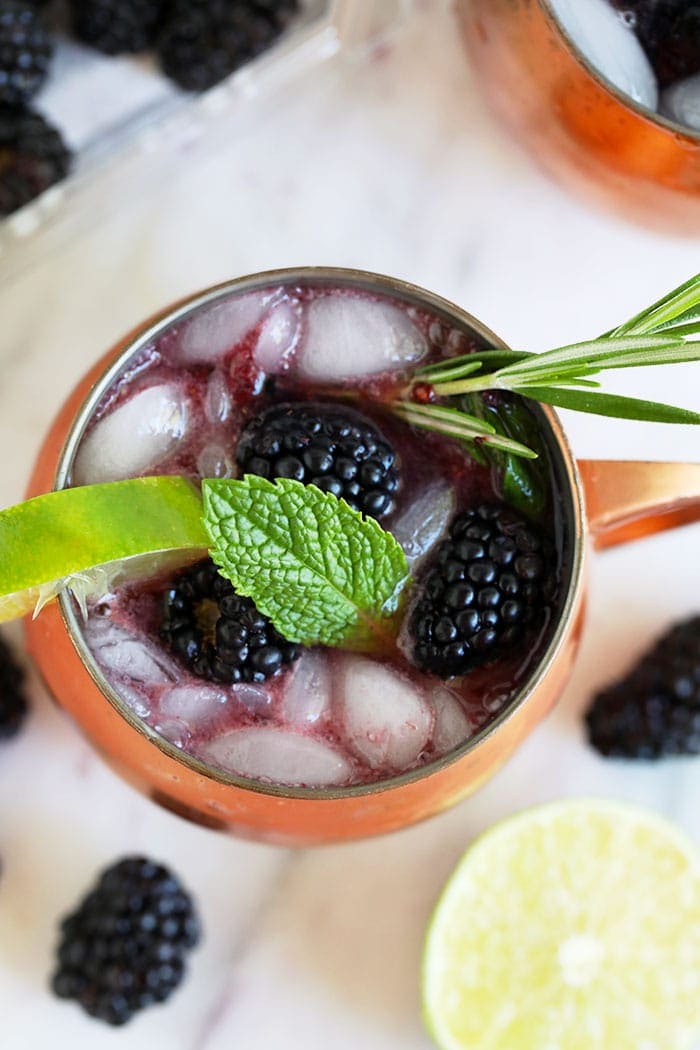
[578,461,700,549]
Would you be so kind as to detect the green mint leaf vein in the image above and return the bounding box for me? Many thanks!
[202,476,410,650]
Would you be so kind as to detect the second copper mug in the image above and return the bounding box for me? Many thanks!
[457,0,700,234]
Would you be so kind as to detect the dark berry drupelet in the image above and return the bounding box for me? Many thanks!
[586,615,700,759]
[409,503,557,678]
[51,856,200,1026]
[160,559,299,684]
[0,105,71,215]
[157,0,300,92]
[237,402,400,521]
[0,1,52,106]
[69,0,169,54]
[0,631,28,739]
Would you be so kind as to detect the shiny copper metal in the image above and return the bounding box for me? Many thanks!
[580,460,700,548]
[456,0,700,234]
[23,269,697,844]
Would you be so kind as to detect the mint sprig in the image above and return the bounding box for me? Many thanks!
[393,273,700,461]
[202,476,410,650]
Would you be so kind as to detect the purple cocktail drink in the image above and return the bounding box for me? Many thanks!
[68,278,564,789]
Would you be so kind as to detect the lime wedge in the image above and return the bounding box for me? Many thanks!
[423,799,700,1050]
[0,477,209,623]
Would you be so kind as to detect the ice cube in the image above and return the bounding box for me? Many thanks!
[299,294,428,380]
[159,683,228,726]
[431,688,472,758]
[200,726,353,787]
[196,442,233,479]
[661,73,700,131]
[390,481,455,566]
[111,680,151,719]
[281,651,332,726]
[549,0,658,110]
[155,718,191,750]
[254,299,302,373]
[231,683,272,715]
[85,617,178,686]
[170,292,275,365]
[73,383,190,484]
[204,369,232,423]
[337,656,433,771]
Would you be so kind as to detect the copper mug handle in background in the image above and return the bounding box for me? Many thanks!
[579,461,700,549]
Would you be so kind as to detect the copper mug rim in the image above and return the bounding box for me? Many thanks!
[538,0,700,144]
[53,266,588,802]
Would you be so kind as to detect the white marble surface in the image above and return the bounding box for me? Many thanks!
[1,2,700,1047]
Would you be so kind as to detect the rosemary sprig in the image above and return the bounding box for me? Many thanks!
[510,387,700,424]
[390,400,537,458]
[606,271,700,337]
[393,273,700,461]
[413,348,533,378]
[422,334,700,401]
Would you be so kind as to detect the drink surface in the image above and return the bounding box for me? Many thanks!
[551,0,700,133]
[71,281,563,789]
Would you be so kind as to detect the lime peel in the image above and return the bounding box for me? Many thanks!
[422,798,700,1050]
[0,477,209,623]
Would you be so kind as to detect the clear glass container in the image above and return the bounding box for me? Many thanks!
[1,1,409,284]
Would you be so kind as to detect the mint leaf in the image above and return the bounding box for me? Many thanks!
[202,476,410,651]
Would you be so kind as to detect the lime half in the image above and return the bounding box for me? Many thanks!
[0,477,209,622]
[423,799,700,1050]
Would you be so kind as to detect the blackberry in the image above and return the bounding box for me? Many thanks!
[160,559,299,684]
[586,615,700,759]
[0,105,71,215]
[157,0,300,93]
[624,2,700,88]
[0,631,28,739]
[51,856,200,1026]
[409,503,556,678]
[237,402,400,521]
[69,0,169,54]
[0,1,52,106]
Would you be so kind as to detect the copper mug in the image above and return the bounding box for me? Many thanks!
[457,0,700,235]
[24,268,700,845]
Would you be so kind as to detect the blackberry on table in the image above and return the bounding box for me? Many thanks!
[236,402,400,521]
[69,0,169,54]
[586,615,700,759]
[409,503,556,679]
[51,856,200,1026]
[157,0,300,92]
[161,559,300,684]
[0,0,52,107]
[0,630,28,739]
[0,105,71,215]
